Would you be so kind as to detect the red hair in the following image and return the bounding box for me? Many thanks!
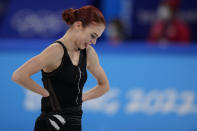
[62,5,106,27]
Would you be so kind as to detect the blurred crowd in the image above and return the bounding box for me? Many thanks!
[105,0,192,46]
[0,0,196,46]
[0,0,9,26]
[147,0,190,45]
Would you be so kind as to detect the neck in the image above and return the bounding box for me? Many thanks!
[59,29,79,52]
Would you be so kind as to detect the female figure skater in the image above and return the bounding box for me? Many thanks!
[11,5,109,131]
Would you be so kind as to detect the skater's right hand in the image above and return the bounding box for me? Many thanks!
[42,88,50,97]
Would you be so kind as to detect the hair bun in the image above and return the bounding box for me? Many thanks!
[62,8,76,25]
[61,5,106,27]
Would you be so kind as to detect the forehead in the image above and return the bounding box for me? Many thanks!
[84,24,105,36]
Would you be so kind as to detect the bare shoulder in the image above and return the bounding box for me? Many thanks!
[41,42,64,55]
[86,45,98,57]
[39,42,64,60]
[86,45,93,53]
[12,42,65,76]
[34,42,65,69]
[86,45,99,68]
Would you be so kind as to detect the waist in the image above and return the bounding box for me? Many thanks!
[41,96,82,115]
[42,105,82,115]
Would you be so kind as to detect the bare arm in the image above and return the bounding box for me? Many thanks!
[82,46,110,102]
[11,43,63,97]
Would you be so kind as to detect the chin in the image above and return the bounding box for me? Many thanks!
[79,46,85,50]
[83,44,88,49]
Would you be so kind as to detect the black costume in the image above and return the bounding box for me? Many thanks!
[34,41,87,131]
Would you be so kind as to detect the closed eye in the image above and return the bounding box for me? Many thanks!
[90,34,96,39]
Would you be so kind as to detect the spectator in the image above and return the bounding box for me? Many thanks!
[147,0,191,44]
[0,0,9,28]
[106,19,125,45]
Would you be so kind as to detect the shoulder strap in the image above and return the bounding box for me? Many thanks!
[83,48,87,57]
[55,41,66,50]
[80,48,87,68]
[55,40,68,61]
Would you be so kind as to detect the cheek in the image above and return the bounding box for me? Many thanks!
[82,35,90,42]
[79,33,87,40]
[76,35,84,43]
[78,31,90,42]
[77,35,86,46]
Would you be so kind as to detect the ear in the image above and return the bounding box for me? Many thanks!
[73,21,83,31]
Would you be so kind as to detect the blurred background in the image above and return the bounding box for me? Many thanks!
[0,0,197,131]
